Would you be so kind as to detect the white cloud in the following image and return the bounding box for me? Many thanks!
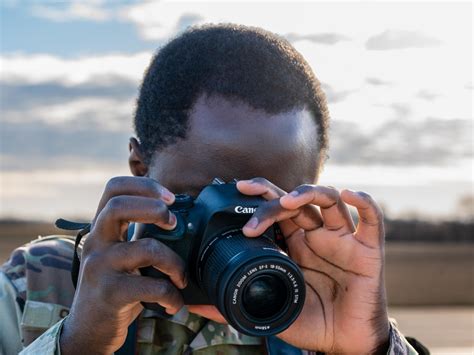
[30,0,111,22]
[119,1,470,45]
[0,52,152,86]
[3,97,135,130]
[115,1,473,130]
[119,2,365,41]
[2,2,471,131]
[365,30,442,50]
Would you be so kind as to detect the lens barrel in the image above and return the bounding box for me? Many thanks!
[199,229,305,336]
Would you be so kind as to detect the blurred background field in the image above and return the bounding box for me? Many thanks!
[1,218,473,353]
[2,218,472,305]
[1,1,472,353]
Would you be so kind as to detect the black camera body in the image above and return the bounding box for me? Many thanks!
[136,180,305,336]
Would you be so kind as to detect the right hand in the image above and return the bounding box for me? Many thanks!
[60,176,187,354]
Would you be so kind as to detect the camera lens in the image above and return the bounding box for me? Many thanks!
[242,274,288,320]
[199,229,305,336]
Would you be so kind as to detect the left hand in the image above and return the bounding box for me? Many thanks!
[189,178,390,354]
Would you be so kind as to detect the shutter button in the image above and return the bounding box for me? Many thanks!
[172,194,194,210]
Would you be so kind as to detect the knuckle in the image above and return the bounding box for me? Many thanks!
[100,274,121,301]
[357,191,383,218]
[138,176,159,193]
[296,184,325,199]
[252,177,269,186]
[357,190,372,200]
[324,186,341,200]
[157,280,175,299]
[377,209,385,221]
[105,196,126,218]
[153,200,168,216]
[149,179,166,196]
[296,184,314,193]
[254,200,272,216]
[268,198,283,213]
[142,238,163,260]
[81,251,103,277]
[357,191,375,205]
[81,236,95,256]
[105,176,126,192]
[109,243,132,264]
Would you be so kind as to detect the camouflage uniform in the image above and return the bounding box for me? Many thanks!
[0,235,425,355]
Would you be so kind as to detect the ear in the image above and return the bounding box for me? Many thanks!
[128,137,148,176]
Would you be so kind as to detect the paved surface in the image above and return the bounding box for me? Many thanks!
[389,307,473,354]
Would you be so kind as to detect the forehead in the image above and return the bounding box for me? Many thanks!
[150,94,319,194]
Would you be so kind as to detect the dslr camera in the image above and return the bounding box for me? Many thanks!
[135,179,305,336]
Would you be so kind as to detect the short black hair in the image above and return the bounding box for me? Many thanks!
[134,23,329,164]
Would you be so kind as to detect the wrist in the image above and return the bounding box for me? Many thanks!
[59,314,109,355]
[60,316,86,355]
[370,321,390,355]
[372,335,390,355]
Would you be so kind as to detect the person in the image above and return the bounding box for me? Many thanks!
[0,24,428,355]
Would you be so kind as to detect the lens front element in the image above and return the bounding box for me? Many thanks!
[242,274,288,320]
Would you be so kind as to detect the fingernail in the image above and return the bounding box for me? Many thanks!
[289,190,299,197]
[165,307,177,315]
[245,217,259,229]
[162,189,175,203]
[181,271,188,289]
[239,179,253,184]
[168,212,177,227]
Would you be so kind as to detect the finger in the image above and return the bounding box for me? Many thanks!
[93,176,175,224]
[340,189,384,248]
[238,178,303,237]
[187,305,227,324]
[243,198,322,237]
[237,178,286,200]
[123,275,184,314]
[239,178,323,237]
[93,196,177,242]
[108,238,187,289]
[280,185,355,232]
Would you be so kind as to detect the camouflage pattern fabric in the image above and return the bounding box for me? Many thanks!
[388,321,419,355]
[18,318,64,355]
[0,235,425,354]
[0,235,75,346]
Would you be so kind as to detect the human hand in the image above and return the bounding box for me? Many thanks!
[60,177,187,354]
[236,178,390,354]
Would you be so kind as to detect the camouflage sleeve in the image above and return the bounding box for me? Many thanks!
[19,317,65,355]
[299,320,425,355]
[0,271,23,354]
[387,320,420,355]
[0,235,75,354]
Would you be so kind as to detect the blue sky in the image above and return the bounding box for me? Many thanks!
[1,1,153,56]
[0,1,472,220]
